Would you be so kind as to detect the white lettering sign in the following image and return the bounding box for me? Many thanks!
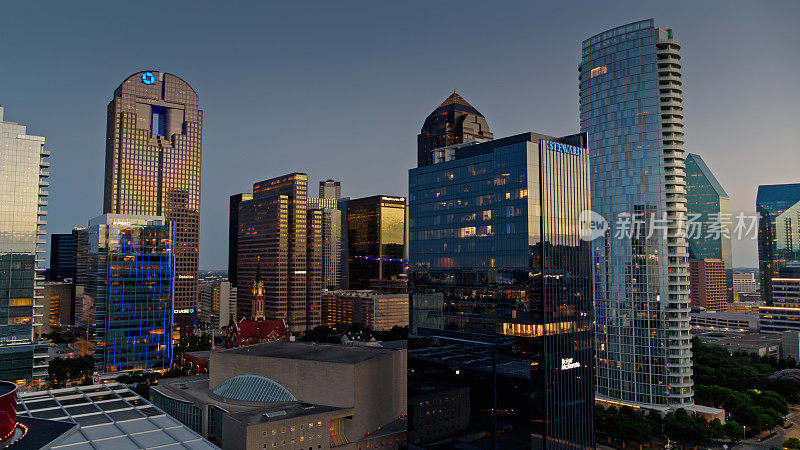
[561,357,581,370]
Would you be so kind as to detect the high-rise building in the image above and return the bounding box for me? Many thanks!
[40,281,73,336]
[689,259,727,311]
[199,280,237,329]
[416,92,493,168]
[344,195,406,290]
[0,106,49,382]
[102,71,202,321]
[308,197,342,290]
[75,214,174,373]
[319,179,341,200]
[757,183,800,303]
[49,233,77,281]
[228,193,252,286]
[685,153,733,298]
[733,272,757,294]
[760,263,800,333]
[580,19,694,407]
[233,173,322,333]
[409,130,594,448]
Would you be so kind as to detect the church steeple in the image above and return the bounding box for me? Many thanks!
[252,256,265,321]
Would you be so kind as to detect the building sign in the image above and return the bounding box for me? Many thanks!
[141,71,155,85]
[111,219,132,227]
[590,66,608,78]
[381,196,406,202]
[561,357,581,370]
[547,141,583,157]
[174,308,195,314]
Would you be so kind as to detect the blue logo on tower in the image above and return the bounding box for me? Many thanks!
[141,71,156,85]
[547,141,583,156]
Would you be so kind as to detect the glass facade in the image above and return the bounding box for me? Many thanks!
[684,153,733,299]
[757,183,800,303]
[76,214,174,373]
[103,71,202,316]
[0,106,49,381]
[409,132,594,449]
[580,19,694,406]
[345,195,407,290]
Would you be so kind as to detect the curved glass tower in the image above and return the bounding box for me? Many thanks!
[580,19,693,407]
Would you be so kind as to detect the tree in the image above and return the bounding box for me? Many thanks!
[784,437,800,449]
[724,421,744,442]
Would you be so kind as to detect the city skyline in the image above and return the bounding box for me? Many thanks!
[2,1,798,270]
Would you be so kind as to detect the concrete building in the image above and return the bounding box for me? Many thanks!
[689,259,727,311]
[697,333,781,357]
[0,106,49,382]
[726,301,761,314]
[75,214,174,373]
[199,280,237,329]
[103,71,202,323]
[733,272,757,294]
[690,311,758,333]
[232,173,322,333]
[322,290,409,330]
[150,341,406,449]
[581,19,694,408]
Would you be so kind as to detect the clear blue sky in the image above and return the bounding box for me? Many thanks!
[2,1,797,269]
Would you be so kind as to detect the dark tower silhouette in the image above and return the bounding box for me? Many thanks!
[416,92,493,167]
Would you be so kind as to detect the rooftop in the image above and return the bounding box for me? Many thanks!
[220,340,398,365]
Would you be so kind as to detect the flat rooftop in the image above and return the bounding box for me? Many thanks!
[220,340,398,364]
[227,402,346,427]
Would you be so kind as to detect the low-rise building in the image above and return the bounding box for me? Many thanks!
[691,311,758,333]
[697,333,782,357]
[733,272,757,294]
[759,263,800,334]
[199,280,237,329]
[727,301,761,313]
[150,341,407,449]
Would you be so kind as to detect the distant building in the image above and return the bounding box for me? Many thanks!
[757,183,800,303]
[343,195,406,290]
[232,173,322,333]
[689,259,727,311]
[697,333,781,357]
[75,214,174,373]
[228,193,252,286]
[319,179,341,200]
[685,154,733,298]
[690,311,758,333]
[0,105,49,382]
[322,290,409,330]
[416,92,493,168]
[224,318,288,348]
[733,272,757,294]
[760,263,800,334]
[39,281,73,336]
[727,301,761,314]
[199,280,237,329]
[150,341,407,448]
[15,382,215,448]
[49,233,77,281]
[308,196,342,290]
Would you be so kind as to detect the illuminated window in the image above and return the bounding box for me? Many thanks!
[590,66,607,78]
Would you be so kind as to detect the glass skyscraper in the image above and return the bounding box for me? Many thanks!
[409,130,594,449]
[76,214,174,373]
[580,19,694,407]
[344,195,406,290]
[0,106,49,382]
[757,183,800,303]
[684,153,733,299]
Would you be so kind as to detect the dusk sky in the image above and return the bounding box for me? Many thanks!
[2,1,797,269]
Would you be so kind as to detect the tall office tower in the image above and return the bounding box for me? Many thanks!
[103,71,202,321]
[759,263,800,333]
[49,233,77,281]
[308,197,342,290]
[757,183,800,303]
[75,214,174,373]
[685,153,733,298]
[234,173,322,333]
[409,131,594,448]
[580,19,694,407]
[345,195,406,290]
[0,106,49,382]
[319,179,341,200]
[199,281,237,329]
[416,92,493,167]
[689,259,726,311]
[228,193,252,286]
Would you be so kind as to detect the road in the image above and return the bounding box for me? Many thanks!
[734,407,800,450]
